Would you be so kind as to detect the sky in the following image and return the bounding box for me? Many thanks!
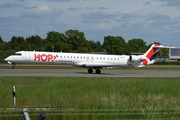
[0,0,180,46]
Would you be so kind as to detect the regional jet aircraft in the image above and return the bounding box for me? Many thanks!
[4,44,171,74]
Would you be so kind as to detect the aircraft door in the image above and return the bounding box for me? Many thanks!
[86,56,90,62]
[25,52,30,61]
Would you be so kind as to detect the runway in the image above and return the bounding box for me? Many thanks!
[0,69,180,77]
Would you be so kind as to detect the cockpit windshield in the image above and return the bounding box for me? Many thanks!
[13,53,22,56]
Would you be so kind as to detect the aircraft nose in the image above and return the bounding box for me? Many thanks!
[4,57,10,61]
[4,57,13,64]
[4,58,8,61]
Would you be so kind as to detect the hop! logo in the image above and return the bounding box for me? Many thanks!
[34,54,58,62]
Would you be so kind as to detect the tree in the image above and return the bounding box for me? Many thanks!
[159,48,169,57]
[21,40,31,51]
[26,35,42,51]
[10,36,25,50]
[45,31,67,52]
[0,36,5,51]
[103,36,127,54]
[89,40,104,52]
[0,36,5,61]
[127,38,147,54]
[65,29,90,53]
[0,36,3,43]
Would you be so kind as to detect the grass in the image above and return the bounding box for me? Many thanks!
[0,77,180,119]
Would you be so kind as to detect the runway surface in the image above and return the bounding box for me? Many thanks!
[0,69,180,77]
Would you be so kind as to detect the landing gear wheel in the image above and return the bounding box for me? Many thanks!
[12,64,16,69]
[88,68,93,73]
[96,69,101,74]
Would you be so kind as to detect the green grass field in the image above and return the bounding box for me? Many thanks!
[0,77,180,119]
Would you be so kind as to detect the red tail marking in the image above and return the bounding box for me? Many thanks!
[146,44,160,59]
[142,59,148,65]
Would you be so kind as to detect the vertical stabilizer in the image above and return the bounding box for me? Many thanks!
[138,44,162,67]
[144,44,161,62]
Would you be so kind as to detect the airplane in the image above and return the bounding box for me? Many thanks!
[4,44,172,74]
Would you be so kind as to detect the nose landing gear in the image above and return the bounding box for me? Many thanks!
[12,63,16,69]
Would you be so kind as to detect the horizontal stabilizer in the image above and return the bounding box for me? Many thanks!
[154,45,176,49]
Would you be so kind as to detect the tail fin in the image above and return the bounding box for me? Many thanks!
[129,43,174,67]
[140,44,172,66]
[144,44,161,62]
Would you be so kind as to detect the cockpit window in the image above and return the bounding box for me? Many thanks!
[13,53,22,56]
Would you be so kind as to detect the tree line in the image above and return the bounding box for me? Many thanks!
[0,29,168,62]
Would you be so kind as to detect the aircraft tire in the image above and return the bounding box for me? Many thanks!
[88,68,93,73]
[96,69,101,74]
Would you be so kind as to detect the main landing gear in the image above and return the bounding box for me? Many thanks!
[88,68,93,73]
[12,63,16,69]
[88,68,101,74]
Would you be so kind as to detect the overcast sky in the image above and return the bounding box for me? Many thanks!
[0,0,180,46]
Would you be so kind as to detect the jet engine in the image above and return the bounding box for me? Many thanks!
[129,55,141,61]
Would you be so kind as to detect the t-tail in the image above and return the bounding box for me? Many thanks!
[129,44,171,67]
[142,44,161,66]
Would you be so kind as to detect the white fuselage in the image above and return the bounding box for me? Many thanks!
[5,51,139,68]
[4,44,173,73]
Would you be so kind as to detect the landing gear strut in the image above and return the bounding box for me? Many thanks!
[12,63,16,69]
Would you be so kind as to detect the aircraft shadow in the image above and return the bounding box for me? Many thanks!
[75,72,115,75]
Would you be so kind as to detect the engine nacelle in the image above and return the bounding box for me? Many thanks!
[129,55,141,61]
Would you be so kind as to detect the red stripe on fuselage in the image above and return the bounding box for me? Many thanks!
[146,44,160,59]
